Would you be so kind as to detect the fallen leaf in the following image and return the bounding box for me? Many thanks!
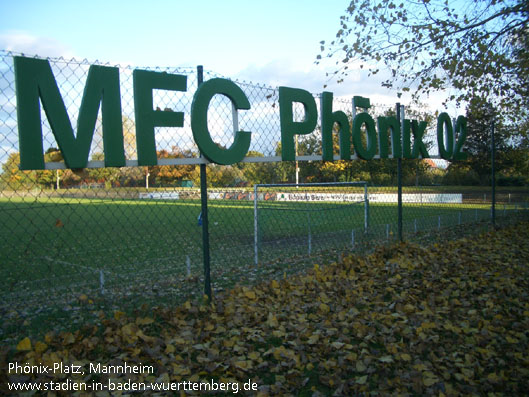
[16,337,31,351]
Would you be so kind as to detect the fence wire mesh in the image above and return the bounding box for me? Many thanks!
[0,50,528,343]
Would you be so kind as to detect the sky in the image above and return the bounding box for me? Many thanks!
[0,0,444,106]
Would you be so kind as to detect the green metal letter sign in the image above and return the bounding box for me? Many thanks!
[321,91,351,161]
[14,56,125,170]
[191,78,251,165]
[376,116,401,159]
[411,120,429,158]
[133,69,187,166]
[453,115,468,160]
[437,112,454,160]
[279,87,317,161]
[352,112,377,160]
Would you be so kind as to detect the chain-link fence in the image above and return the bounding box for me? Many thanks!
[1,50,528,343]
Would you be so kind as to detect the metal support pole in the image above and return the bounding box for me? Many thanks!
[491,118,496,227]
[364,183,369,233]
[307,212,312,255]
[197,65,212,301]
[254,184,259,265]
[396,103,403,242]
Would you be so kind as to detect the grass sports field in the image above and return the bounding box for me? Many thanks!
[0,192,525,342]
[0,195,498,286]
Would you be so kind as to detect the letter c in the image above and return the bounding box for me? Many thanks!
[191,78,251,165]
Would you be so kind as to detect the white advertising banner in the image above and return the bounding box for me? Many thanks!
[276,192,462,204]
[139,192,180,200]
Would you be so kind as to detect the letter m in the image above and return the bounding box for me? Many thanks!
[14,56,125,170]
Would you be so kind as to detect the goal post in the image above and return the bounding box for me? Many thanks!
[253,182,369,265]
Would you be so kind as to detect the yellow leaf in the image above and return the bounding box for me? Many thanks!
[272,347,284,361]
[267,312,278,328]
[156,372,170,383]
[62,333,75,345]
[414,363,428,371]
[330,341,344,349]
[319,292,331,303]
[121,323,137,336]
[319,303,330,313]
[423,372,439,387]
[44,332,54,344]
[356,375,368,384]
[487,372,500,382]
[379,355,394,363]
[345,353,358,361]
[165,344,176,354]
[307,334,320,344]
[34,341,47,354]
[136,317,154,325]
[234,360,252,370]
[204,322,215,331]
[17,337,31,351]
[461,367,474,378]
[244,290,256,300]
[114,310,126,321]
[270,280,280,289]
[172,364,191,376]
[400,353,412,361]
[423,376,438,387]
[356,361,366,372]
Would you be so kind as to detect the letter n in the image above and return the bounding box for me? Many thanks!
[14,56,125,170]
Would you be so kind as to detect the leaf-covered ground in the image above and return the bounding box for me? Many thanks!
[2,222,529,395]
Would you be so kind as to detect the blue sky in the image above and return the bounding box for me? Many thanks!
[0,0,432,104]
[0,0,457,164]
[0,1,349,86]
[0,0,344,69]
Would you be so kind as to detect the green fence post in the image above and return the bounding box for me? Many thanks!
[254,184,259,265]
[396,103,403,242]
[307,211,312,255]
[491,117,496,227]
[197,65,212,301]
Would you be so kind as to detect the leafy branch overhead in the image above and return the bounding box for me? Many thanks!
[318,0,529,118]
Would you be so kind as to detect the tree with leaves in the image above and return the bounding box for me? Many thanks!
[238,151,278,185]
[148,147,197,187]
[445,96,528,185]
[319,0,529,121]
[0,152,35,189]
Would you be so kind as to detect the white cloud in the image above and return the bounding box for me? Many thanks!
[234,59,406,104]
[0,31,74,58]
[232,58,463,115]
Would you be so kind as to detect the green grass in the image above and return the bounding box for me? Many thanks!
[0,195,505,288]
[0,193,526,343]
